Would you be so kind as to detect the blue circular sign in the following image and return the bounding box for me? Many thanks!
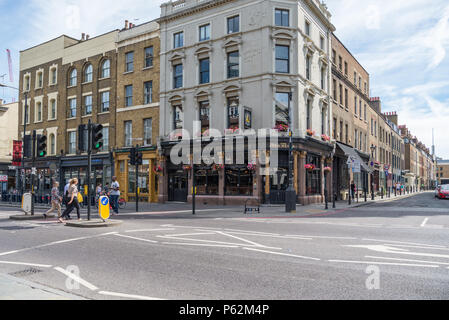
[101,197,109,206]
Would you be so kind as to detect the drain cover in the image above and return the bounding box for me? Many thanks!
[9,268,43,277]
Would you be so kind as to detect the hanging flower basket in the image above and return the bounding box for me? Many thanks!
[183,165,192,171]
[274,124,289,132]
[153,165,163,174]
[304,164,316,172]
[247,163,256,171]
[323,166,332,173]
[306,129,315,137]
[212,163,224,171]
[321,134,331,142]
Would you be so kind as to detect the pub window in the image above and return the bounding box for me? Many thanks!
[227,97,239,131]
[306,154,321,195]
[275,92,289,129]
[199,101,210,135]
[225,167,253,196]
[195,167,219,195]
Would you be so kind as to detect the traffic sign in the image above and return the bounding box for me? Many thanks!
[99,196,110,221]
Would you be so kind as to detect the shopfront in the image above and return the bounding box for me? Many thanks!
[0,163,16,194]
[114,148,159,203]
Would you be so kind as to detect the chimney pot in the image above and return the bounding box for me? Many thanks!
[86,34,90,40]
[125,20,129,29]
[82,33,85,40]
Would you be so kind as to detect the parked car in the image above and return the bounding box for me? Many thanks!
[435,185,441,198]
[437,185,449,199]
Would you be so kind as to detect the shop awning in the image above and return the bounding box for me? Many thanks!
[336,143,373,173]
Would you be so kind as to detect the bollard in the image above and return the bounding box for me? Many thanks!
[333,193,336,209]
[364,188,367,202]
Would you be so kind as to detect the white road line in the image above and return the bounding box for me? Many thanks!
[125,229,175,233]
[0,232,119,257]
[113,234,158,244]
[215,231,269,248]
[98,291,164,300]
[365,256,449,266]
[421,218,429,227]
[164,232,216,237]
[0,260,52,268]
[243,248,320,261]
[362,238,446,248]
[329,260,440,268]
[162,242,240,248]
[54,267,99,291]
[223,229,281,236]
[159,235,282,250]
[284,235,356,240]
[384,244,449,251]
[222,232,313,241]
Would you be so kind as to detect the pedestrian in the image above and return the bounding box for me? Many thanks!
[350,181,356,200]
[59,178,81,223]
[104,183,110,196]
[44,181,62,219]
[95,183,102,204]
[110,177,120,215]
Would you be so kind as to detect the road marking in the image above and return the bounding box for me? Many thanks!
[243,248,320,261]
[114,234,158,244]
[329,260,439,268]
[346,245,449,259]
[421,218,429,227]
[54,267,99,291]
[164,232,216,237]
[384,244,449,251]
[159,235,282,250]
[0,260,52,268]
[221,232,313,241]
[362,239,446,248]
[125,228,175,233]
[284,235,357,240]
[365,256,449,266]
[162,242,240,248]
[215,231,271,248]
[0,232,119,257]
[98,291,164,300]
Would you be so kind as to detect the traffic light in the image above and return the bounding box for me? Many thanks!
[37,135,47,158]
[78,124,87,152]
[91,124,103,151]
[23,135,32,158]
[129,147,137,165]
[136,151,143,166]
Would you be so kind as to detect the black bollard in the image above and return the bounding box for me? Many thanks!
[333,193,336,209]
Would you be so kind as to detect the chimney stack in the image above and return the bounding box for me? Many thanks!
[81,33,85,40]
[125,20,129,29]
[86,34,90,40]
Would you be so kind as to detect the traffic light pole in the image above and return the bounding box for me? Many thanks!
[87,120,92,221]
[21,92,28,196]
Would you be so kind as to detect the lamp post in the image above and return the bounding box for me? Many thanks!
[370,145,376,201]
[285,93,296,213]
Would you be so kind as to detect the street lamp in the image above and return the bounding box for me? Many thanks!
[285,93,296,213]
[370,145,377,201]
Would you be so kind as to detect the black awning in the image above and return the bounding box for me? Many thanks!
[336,143,373,173]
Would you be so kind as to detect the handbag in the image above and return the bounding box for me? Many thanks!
[77,192,84,203]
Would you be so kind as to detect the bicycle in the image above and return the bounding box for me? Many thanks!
[95,196,126,210]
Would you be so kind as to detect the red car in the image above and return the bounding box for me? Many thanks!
[436,185,449,199]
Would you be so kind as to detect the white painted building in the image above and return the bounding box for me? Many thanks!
[159,0,335,139]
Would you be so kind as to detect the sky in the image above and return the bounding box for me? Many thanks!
[0,0,448,158]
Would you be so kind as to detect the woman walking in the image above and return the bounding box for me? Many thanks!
[44,182,62,219]
[59,178,81,223]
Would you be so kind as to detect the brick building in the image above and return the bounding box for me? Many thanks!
[436,160,449,185]
[114,21,161,203]
[18,31,118,197]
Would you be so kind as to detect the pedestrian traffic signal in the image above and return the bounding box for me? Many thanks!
[136,152,143,166]
[92,124,103,150]
[37,135,47,158]
[129,147,137,165]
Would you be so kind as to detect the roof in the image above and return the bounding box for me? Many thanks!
[437,160,449,165]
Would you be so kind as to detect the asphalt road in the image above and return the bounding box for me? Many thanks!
[0,192,448,300]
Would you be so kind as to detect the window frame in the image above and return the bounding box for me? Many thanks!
[173,31,184,49]
[275,45,290,74]
[144,46,154,68]
[125,85,133,107]
[199,24,211,42]
[227,15,240,34]
[199,58,210,84]
[125,52,134,73]
[275,8,289,27]
[173,64,183,89]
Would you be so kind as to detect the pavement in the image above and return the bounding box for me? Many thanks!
[0,191,448,300]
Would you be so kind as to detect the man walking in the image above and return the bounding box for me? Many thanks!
[110,177,120,216]
[44,181,62,219]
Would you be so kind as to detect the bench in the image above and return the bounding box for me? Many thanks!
[244,199,261,215]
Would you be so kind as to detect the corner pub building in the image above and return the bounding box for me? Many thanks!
[157,0,335,206]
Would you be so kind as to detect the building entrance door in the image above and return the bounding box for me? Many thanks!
[168,170,188,202]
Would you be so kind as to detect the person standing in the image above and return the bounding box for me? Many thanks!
[44,182,62,219]
[350,181,356,200]
[110,177,120,215]
[59,178,81,223]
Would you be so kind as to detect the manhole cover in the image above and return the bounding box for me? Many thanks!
[0,226,34,231]
[9,268,43,277]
